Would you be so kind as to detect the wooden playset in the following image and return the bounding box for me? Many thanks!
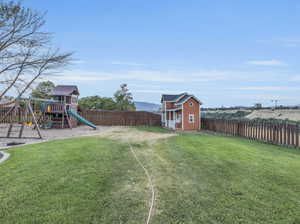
[0,85,96,139]
[44,85,79,129]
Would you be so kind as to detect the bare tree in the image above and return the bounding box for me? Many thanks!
[0,1,72,102]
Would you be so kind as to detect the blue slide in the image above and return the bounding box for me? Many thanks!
[67,110,97,130]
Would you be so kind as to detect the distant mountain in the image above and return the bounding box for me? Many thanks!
[134,101,161,112]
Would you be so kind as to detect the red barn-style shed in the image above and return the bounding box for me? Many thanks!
[161,93,202,131]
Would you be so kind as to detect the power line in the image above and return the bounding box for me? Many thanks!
[271,99,279,108]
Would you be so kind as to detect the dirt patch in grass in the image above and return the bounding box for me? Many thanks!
[98,127,177,144]
[98,127,176,224]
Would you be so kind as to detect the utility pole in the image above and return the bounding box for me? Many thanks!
[271,99,279,109]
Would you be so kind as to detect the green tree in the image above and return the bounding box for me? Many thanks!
[78,96,117,110]
[31,81,55,99]
[101,97,118,110]
[78,84,135,111]
[114,84,136,111]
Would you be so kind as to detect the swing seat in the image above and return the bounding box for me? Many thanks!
[24,122,32,127]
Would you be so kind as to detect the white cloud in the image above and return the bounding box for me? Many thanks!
[46,67,299,106]
[227,86,300,91]
[291,76,300,82]
[246,60,286,66]
[73,60,86,65]
[48,68,299,92]
[51,69,240,83]
[251,94,297,101]
[132,89,188,94]
[229,93,298,105]
[129,84,162,89]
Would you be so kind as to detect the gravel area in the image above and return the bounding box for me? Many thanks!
[0,124,112,148]
[0,152,2,160]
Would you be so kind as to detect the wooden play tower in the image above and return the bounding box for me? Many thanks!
[45,85,79,129]
[0,85,96,140]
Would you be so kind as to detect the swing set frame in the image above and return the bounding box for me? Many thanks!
[0,98,43,139]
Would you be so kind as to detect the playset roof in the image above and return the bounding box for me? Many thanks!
[52,85,79,96]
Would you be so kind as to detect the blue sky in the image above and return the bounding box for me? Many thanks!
[25,0,300,107]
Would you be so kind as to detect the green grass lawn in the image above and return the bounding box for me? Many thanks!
[0,128,299,224]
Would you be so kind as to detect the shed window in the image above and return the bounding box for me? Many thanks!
[189,114,195,123]
[189,102,194,107]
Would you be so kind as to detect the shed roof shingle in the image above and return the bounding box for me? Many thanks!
[161,93,186,102]
[161,92,202,105]
[176,94,192,104]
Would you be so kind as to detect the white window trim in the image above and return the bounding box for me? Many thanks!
[164,102,167,126]
[199,105,201,130]
[188,114,195,123]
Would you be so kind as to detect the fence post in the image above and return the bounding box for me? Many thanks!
[201,117,299,149]
[283,122,287,146]
[262,122,265,141]
[296,124,300,148]
[291,124,296,147]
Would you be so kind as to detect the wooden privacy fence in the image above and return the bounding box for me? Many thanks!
[0,106,31,123]
[79,110,161,126]
[1,107,161,126]
[202,118,300,148]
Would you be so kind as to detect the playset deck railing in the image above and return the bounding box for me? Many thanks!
[46,102,65,113]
